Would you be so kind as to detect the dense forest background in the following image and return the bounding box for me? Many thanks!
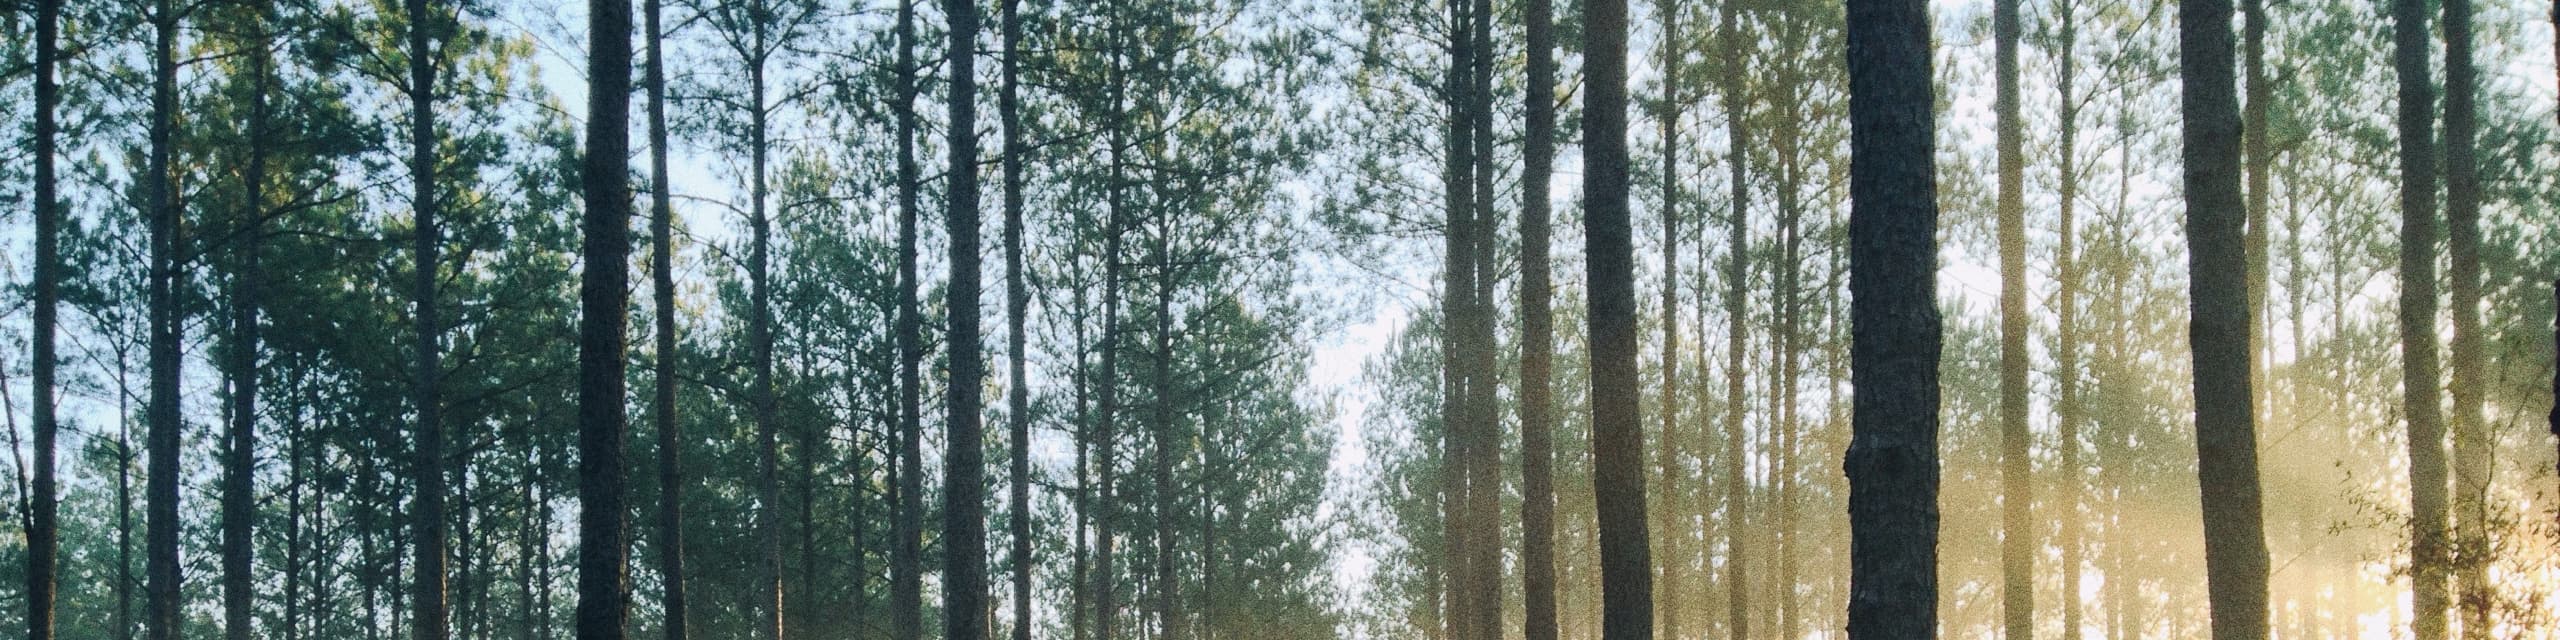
[0,0,2556,639]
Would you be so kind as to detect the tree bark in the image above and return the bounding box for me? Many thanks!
[944,0,989,638]
[1993,0,2035,631]
[1842,0,1942,636]
[1717,5,1753,638]
[894,1,928,637]
[2389,0,2448,636]
[146,1,188,639]
[2053,3,2086,637]
[1520,0,1560,634]
[406,1,453,638]
[2438,0,2489,634]
[1437,0,1476,636]
[1001,1,1034,638]
[645,0,689,634]
[1582,0,1655,636]
[28,0,62,636]
[223,7,273,639]
[1654,3,1683,632]
[2183,0,2272,636]
[577,0,636,636]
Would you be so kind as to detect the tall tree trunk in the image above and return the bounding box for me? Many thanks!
[2243,0,2272,442]
[1149,230,1177,640]
[944,0,989,637]
[146,0,187,638]
[1653,3,1682,632]
[2182,0,2271,636]
[894,0,928,636]
[1437,0,1477,635]
[745,8,785,638]
[2438,0,2488,634]
[1463,0,1503,634]
[645,0,689,634]
[407,0,453,637]
[1842,0,1941,636]
[1519,0,1560,633]
[1092,14,1130,636]
[1582,0,1655,636]
[577,0,635,636]
[27,0,62,637]
[1717,4,1753,637]
[2390,0,2448,636]
[2053,2,2085,637]
[1992,0,2035,631]
[1000,0,1035,637]
[225,9,275,640]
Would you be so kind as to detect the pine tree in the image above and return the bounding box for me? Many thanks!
[943,0,990,637]
[146,1,189,638]
[27,1,64,637]
[645,0,689,634]
[1842,0,1941,636]
[1001,0,1036,638]
[1519,0,1560,634]
[1582,0,1654,636]
[2439,0,2490,633]
[1994,0,2035,631]
[2183,0,2271,636]
[576,0,636,636]
[2390,0,2448,636]
[405,2,453,637]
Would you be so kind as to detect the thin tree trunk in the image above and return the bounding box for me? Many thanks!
[27,0,63,636]
[1149,228,1176,640]
[146,1,188,638]
[1717,4,1753,637]
[2054,2,2086,637]
[645,0,689,634]
[1582,0,1654,635]
[893,0,927,637]
[746,6,786,636]
[576,0,636,636]
[1463,0,1503,633]
[1093,15,1130,636]
[407,0,453,637]
[1001,0,1035,637]
[1842,0,1942,636]
[1654,3,1683,632]
[1520,0,1561,632]
[1438,0,1477,634]
[1993,0,2035,630]
[2183,0,2272,636]
[2390,0,2449,636]
[225,9,275,640]
[943,0,989,637]
[2439,0,2489,634]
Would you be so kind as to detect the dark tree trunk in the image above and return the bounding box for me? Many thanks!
[1581,0,1655,637]
[2439,0,2489,634]
[2390,0,2448,636]
[1519,0,1560,633]
[407,0,453,637]
[576,0,636,636]
[2183,0,2272,636]
[1842,0,1942,637]
[1092,14,1130,636]
[2054,3,2086,638]
[28,0,62,637]
[1437,0,1476,634]
[1717,5,1753,638]
[893,1,928,637]
[745,7,784,637]
[147,2,187,639]
[645,0,688,634]
[1993,0,2035,632]
[943,0,989,637]
[225,9,275,640]
[1462,0,1503,633]
[1001,0,1034,637]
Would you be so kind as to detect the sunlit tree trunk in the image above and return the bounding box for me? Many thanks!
[2053,2,2086,637]
[1654,2,1682,634]
[2182,0,2271,636]
[1842,0,1941,636]
[1993,0,2035,631]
